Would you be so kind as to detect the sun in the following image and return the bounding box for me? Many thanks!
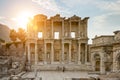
[13,11,33,30]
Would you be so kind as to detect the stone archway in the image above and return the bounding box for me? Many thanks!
[93,53,101,71]
[92,52,105,74]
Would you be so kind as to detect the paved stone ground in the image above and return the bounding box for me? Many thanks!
[22,71,98,80]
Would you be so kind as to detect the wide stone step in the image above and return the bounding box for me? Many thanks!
[30,64,92,71]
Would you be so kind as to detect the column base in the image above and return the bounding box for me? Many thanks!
[61,62,65,64]
[100,72,106,75]
[44,61,47,64]
[85,62,91,65]
[78,61,81,64]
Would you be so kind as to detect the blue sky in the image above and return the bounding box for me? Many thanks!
[0,0,120,43]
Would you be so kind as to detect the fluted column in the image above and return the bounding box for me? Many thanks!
[35,42,38,65]
[44,43,47,64]
[44,21,46,39]
[51,42,54,64]
[69,43,71,63]
[85,44,88,63]
[78,20,80,37]
[52,21,54,38]
[62,42,64,64]
[78,43,81,64]
[62,20,64,38]
[28,43,31,63]
[69,21,71,37]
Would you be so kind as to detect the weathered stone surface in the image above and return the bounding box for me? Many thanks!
[1,14,120,80]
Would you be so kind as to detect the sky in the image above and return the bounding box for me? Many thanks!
[0,0,120,43]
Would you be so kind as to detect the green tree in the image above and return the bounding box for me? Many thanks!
[9,29,17,42]
[17,28,27,49]
[0,38,5,43]
[17,28,26,43]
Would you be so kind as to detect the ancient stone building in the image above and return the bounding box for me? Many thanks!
[1,14,120,80]
[91,30,120,75]
[26,14,91,71]
[90,35,114,74]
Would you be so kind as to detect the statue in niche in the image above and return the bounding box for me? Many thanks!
[71,45,74,51]
[38,45,43,52]
[38,52,43,61]
[47,52,50,61]
[80,32,84,38]
[64,31,68,37]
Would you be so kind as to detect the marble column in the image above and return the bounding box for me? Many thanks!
[44,43,47,64]
[69,21,71,37]
[44,21,46,39]
[62,42,64,64]
[85,44,88,63]
[78,43,81,64]
[69,43,71,63]
[62,20,64,38]
[51,42,54,64]
[35,42,38,65]
[51,21,54,38]
[78,20,80,37]
[28,43,31,63]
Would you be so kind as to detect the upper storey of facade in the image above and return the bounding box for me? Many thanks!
[27,14,89,40]
[92,35,114,46]
[92,30,120,46]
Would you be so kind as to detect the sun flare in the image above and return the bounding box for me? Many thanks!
[13,11,33,30]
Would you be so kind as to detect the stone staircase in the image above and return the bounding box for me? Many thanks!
[30,64,92,71]
[20,71,96,80]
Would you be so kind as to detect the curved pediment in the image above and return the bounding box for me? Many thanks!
[34,14,47,21]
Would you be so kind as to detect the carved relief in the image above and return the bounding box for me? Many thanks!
[50,14,65,21]
[115,32,120,41]
[80,32,84,38]
[69,15,81,21]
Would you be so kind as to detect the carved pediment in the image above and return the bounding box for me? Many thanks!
[50,14,65,21]
[114,31,120,41]
[68,15,81,21]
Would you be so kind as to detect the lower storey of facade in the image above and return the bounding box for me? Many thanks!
[26,39,89,66]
